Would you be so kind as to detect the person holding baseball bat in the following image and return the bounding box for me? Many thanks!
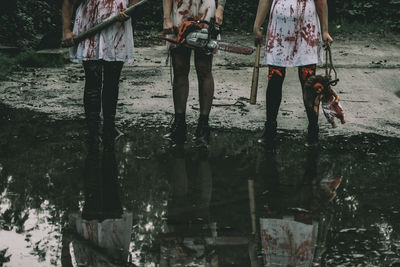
[62,0,138,152]
[254,0,333,147]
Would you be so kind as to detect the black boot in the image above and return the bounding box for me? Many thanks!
[258,121,277,149]
[193,116,211,147]
[164,114,187,144]
[306,124,319,147]
[86,113,101,153]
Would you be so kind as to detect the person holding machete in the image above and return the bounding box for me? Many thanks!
[162,0,227,147]
[62,0,138,152]
[254,0,333,148]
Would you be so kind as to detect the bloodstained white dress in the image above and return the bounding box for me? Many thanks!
[265,0,323,67]
[166,0,216,49]
[171,0,216,26]
[70,0,134,63]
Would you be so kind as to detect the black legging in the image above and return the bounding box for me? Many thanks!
[266,64,318,127]
[82,60,124,120]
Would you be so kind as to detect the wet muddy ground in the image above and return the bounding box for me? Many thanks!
[0,32,400,266]
[0,104,399,266]
[1,32,399,137]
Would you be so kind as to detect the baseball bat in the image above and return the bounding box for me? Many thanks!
[62,0,148,47]
[250,41,262,104]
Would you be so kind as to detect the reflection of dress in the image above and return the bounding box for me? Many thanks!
[70,0,134,62]
[171,0,216,26]
[260,218,318,266]
[70,212,133,266]
[265,0,323,67]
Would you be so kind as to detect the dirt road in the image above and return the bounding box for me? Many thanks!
[0,32,399,137]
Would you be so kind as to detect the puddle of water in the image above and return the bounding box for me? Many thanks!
[0,103,399,266]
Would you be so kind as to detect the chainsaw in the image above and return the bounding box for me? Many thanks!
[161,19,254,55]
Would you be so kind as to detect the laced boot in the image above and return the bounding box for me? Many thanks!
[163,114,187,144]
[193,116,211,147]
[86,113,101,153]
[257,121,277,149]
[306,124,319,147]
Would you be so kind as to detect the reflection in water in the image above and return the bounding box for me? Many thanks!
[248,148,342,266]
[0,105,399,266]
[160,146,218,266]
[62,145,133,266]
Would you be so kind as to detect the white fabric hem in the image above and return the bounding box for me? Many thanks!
[70,57,134,63]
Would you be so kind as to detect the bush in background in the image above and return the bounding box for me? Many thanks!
[0,0,399,50]
[0,0,61,49]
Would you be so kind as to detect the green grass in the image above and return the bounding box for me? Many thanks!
[0,50,65,80]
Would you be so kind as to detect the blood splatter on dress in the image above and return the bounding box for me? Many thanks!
[70,0,134,63]
[265,0,323,67]
[171,0,216,26]
[165,0,216,49]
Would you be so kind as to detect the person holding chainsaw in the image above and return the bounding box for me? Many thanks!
[162,0,227,146]
[254,0,333,147]
[62,0,137,151]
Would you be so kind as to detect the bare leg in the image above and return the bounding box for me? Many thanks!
[193,50,214,145]
[171,47,191,114]
[194,50,214,116]
[164,47,191,143]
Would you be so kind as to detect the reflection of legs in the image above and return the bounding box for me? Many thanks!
[102,61,124,146]
[83,60,103,151]
[169,148,189,227]
[194,50,214,145]
[195,149,212,220]
[298,64,318,144]
[259,66,286,146]
[101,148,123,218]
[164,48,191,143]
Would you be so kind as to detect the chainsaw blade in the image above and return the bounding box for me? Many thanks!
[216,41,255,55]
